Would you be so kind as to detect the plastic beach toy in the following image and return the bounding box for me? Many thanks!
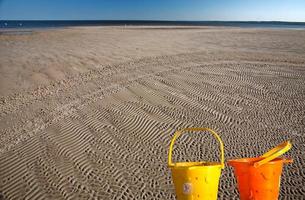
[228,141,293,200]
[168,127,225,200]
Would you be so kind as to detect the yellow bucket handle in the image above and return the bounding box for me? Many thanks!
[168,127,225,169]
[254,141,292,168]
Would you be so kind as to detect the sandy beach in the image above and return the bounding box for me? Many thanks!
[0,26,305,199]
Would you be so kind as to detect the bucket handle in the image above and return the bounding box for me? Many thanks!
[168,127,225,169]
[254,141,292,168]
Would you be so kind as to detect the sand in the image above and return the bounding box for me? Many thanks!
[0,26,305,199]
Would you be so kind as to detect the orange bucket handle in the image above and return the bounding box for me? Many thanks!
[254,141,292,168]
[168,127,225,169]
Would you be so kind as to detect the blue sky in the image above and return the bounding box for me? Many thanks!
[0,0,305,21]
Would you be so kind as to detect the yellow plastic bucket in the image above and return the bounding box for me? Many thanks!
[168,127,225,200]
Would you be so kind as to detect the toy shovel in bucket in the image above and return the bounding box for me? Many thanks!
[228,141,293,200]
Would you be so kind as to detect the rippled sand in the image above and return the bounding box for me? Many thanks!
[1,26,305,199]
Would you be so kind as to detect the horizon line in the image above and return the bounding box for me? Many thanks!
[1,19,305,23]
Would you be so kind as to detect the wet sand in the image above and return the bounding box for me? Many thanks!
[0,26,305,199]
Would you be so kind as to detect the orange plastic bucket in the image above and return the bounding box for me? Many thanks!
[228,141,293,200]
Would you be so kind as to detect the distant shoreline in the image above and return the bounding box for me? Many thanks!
[1,20,305,29]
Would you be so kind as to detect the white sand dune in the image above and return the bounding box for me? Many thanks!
[1,27,305,199]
